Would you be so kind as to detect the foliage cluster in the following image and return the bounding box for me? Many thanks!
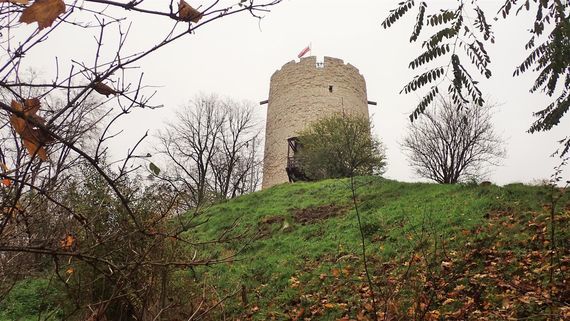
[0,278,64,321]
[296,114,386,180]
[383,0,569,155]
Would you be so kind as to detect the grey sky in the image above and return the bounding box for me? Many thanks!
[26,0,569,185]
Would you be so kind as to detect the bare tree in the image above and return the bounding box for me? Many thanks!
[157,94,261,208]
[402,99,505,184]
[211,99,261,200]
[158,94,224,207]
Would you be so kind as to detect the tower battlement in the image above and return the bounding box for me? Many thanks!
[271,56,363,79]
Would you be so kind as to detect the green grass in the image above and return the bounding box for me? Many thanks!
[0,278,64,321]
[184,177,569,320]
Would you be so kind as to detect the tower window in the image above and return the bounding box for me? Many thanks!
[329,85,333,93]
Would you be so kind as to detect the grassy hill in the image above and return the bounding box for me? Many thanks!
[183,177,570,320]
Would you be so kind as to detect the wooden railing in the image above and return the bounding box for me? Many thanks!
[286,157,309,182]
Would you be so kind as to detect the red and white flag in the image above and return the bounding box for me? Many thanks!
[297,45,311,58]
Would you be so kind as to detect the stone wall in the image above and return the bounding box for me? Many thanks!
[262,56,370,189]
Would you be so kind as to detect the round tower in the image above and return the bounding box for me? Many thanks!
[262,56,370,189]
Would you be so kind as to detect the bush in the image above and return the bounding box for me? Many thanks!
[297,113,386,180]
[0,278,64,321]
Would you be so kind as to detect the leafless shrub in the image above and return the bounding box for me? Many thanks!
[402,98,505,184]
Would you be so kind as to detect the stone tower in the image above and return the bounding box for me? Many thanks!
[261,56,371,189]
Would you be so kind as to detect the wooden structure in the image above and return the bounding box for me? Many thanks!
[285,137,309,183]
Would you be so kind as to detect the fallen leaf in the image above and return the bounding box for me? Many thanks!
[518,295,531,304]
[9,99,53,160]
[442,298,455,305]
[65,267,74,274]
[93,82,117,97]
[19,0,65,30]
[289,276,300,288]
[453,284,465,291]
[501,297,511,309]
[331,268,340,277]
[341,266,351,276]
[441,261,453,269]
[425,310,440,321]
[338,303,348,311]
[291,307,304,321]
[356,311,369,321]
[178,0,202,23]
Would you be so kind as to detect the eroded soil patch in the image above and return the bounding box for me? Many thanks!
[293,204,348,224]
[257,215,286,238]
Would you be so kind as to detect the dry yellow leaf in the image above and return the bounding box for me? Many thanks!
[1,162,11,187]
[23,140,48,160]
[60,233,76,251]
[10,100,26,133]
[9,99,52,161]
[178,0,202,23]
[23,97,41,114]
[442,298,455,305]
[425,310,441,321]
[19,0,65,30]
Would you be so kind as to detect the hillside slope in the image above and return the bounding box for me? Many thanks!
[185,177,569,320]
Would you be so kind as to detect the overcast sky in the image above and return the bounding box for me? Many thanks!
[26,0,569,185]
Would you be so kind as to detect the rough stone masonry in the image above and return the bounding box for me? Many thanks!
[262,56,371,189]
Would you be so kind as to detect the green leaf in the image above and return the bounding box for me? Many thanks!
[381,0,415,29]
[410,2,426,42]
